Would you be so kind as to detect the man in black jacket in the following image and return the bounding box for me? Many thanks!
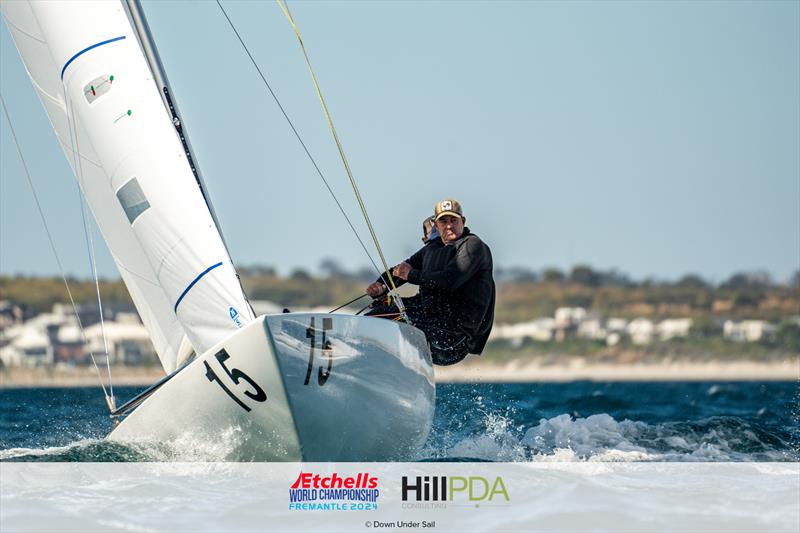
[366,199,495,365]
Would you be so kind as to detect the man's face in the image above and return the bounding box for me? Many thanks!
[435,215,464,244]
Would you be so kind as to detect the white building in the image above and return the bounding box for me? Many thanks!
[84,321,154,365]
[0,304,78,367]
[627,318,655,345]
[0,326,52,367]
[554,307,587,327]
[491,318,556,346]
[723,320,777,342]
[606,318,628,332]
[656,318,693,341]
[0,300,23,328]
[577,318,607,340]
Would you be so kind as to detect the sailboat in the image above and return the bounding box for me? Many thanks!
[1,0,435,461]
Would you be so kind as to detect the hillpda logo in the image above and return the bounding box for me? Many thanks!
[401,475,509,509]
[288,472,380,511]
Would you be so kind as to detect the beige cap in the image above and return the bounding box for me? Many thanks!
[433,199,464,221]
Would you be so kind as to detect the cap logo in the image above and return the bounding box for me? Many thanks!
[440,200,452,211]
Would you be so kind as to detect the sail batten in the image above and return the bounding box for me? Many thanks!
[2,0,253,373]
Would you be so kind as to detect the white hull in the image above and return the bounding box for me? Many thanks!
[108,314,435,461]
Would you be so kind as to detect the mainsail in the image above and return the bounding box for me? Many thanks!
[2,0,253,372]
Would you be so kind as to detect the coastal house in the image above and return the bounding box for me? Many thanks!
[656,318,693,341]
[0,304,80,367]
[554,307,587,327]
[0,300,23,328]
[0,325,52,367]
[627,318,655,345]
[0,304,156,367]
[84,319,155,365]
[723,320,777,343]
[606,318,628,332]
[554,307,586,341]
[490,318,556,346]
[53,323,88,364]
[577,318,607,340]
[605,318,628,345]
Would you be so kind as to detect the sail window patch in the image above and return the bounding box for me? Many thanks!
[117,178,150,223]
[84,75,114,103]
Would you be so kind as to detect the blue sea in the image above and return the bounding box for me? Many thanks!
[1,381,797,462]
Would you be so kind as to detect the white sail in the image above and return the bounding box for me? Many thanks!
[1,0,253,372]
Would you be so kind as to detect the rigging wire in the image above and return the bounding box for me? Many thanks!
[273,0,406,315]
[328,292,368,314]
[64,93,116,410]
[0,93,114,410]
[214,0,404,312]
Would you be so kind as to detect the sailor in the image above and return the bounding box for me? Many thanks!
[366,199,495,365]
[421,215,439,244]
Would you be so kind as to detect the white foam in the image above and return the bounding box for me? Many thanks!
[522,413,649,458]
[424,408,792,462]
[127,425,245,462]
[0,439,101,460]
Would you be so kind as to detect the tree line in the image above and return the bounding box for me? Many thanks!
[1,262,798,323]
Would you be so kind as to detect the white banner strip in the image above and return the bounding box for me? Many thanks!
[1,463,797,532]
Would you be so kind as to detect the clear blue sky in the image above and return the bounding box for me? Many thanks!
[1,0,798,284]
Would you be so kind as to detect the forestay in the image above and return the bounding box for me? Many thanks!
[1,0,253,372]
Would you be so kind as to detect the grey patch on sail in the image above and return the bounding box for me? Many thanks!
[116,178,150,224]
[83,75,114,103]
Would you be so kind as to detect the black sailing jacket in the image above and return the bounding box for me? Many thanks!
[380,228,495,354]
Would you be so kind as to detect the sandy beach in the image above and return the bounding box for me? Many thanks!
[435,356,800,383]
[0,366,164,389]
[1,356,797,388]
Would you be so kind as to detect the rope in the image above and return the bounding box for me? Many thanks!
[0,93,113,410]
[273,0,406,315]
[64,94,115,409]
[214,0,386,286]
[328,293,368,314]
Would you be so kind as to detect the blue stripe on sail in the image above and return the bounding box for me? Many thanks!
[174,262,224,313]
[61,36,127,80]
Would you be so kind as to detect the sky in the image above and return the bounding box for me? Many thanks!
[1,0,798,285]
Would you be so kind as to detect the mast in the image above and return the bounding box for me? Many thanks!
[122,0,231,254]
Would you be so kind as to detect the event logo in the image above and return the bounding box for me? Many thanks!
[229,307,242,327]
[401,476,509,502]
[288,472,380,511]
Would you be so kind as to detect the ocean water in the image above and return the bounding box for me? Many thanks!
[1,381,797,462]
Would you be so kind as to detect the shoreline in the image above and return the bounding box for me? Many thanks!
[435,356,799,383]
[1,356,797,388]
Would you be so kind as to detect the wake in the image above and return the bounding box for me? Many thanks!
[419,411,795,462]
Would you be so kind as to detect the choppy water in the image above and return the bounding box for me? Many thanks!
[1,381,797,462]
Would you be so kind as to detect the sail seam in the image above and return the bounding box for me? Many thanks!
[174,262,224,313]
[2,16,47,44]
[60,36,126,79]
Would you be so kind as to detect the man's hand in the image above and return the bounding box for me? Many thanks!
[393,262,412,281]
[366,281,387,298]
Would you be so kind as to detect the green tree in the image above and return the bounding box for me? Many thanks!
[542,267,565,283]
[675,273,709,289]
[775,321,800,351]
[569,264,599,286]
[289,268,312,281]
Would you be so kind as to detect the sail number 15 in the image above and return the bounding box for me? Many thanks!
[204,349,267,412]
[305,317,333,386]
